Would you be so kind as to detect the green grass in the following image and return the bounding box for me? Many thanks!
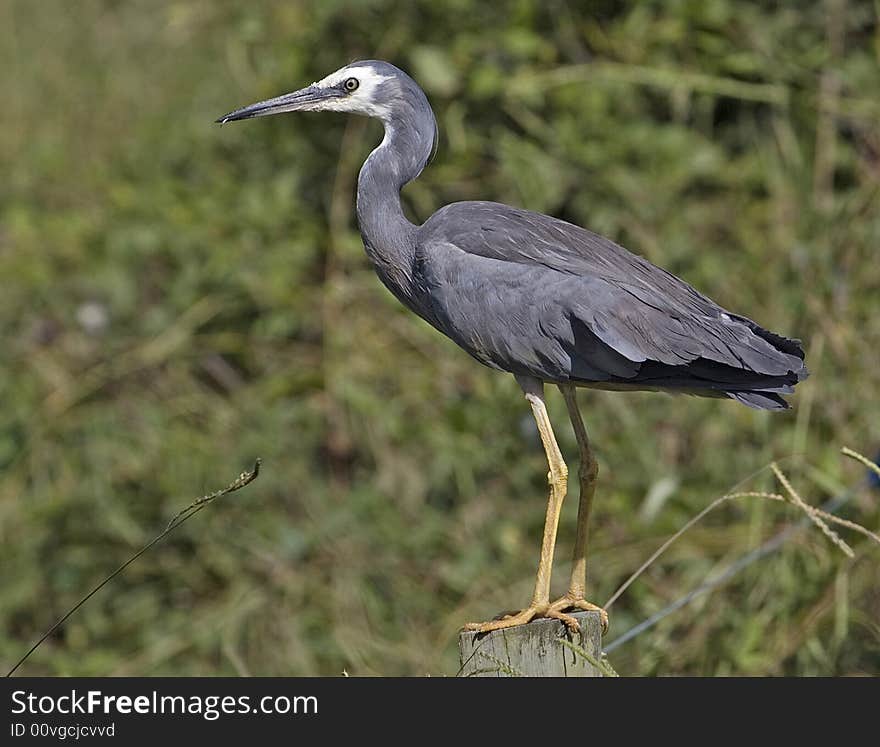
[1,0,878,676]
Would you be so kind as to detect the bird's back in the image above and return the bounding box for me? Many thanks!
[412,201,806,409]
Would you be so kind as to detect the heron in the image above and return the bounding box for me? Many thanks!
[218,60,807,634]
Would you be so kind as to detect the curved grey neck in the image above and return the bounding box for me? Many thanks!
[356,100,436,308]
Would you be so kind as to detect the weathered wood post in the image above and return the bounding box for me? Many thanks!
[458,610,611,677]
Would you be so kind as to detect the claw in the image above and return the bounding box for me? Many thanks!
[548,594,609,633]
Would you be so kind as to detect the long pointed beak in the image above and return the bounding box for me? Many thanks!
[216,84,339,123]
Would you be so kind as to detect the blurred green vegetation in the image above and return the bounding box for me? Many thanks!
[1,0,878,676]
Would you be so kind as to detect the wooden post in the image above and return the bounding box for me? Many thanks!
[458,610,611,677]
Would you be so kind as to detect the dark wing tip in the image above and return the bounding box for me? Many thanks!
[727,391,790,410]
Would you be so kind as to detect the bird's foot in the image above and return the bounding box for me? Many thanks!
[548,593,609,633]
[463,603,580,634]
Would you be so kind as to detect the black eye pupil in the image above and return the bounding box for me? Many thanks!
[345,78,358,91]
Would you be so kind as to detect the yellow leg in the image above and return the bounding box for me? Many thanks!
[464,378,579,632]
[548,384,608,632]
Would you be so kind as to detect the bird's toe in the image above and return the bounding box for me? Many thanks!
[548,595,609,633]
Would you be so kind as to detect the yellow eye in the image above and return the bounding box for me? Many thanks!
[344,77,359,92]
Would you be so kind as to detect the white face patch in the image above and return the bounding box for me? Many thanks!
[312,65,394,119]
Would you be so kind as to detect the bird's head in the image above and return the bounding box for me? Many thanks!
[217,60,412,125]
[218,59,439,183]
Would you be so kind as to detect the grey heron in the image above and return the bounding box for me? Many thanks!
[218,60,807,634]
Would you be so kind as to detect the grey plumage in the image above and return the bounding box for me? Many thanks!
[219,59,807,410]
[415,201,805,408]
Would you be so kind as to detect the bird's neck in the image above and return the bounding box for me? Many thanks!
[356,112,436,305]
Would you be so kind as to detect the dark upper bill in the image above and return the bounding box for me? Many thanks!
[215,84,342,123]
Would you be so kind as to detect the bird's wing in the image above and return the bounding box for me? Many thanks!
[415,201,805,381]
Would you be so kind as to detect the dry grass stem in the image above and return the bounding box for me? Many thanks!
[607,451,879,609]
[842,447,880,480]
[770,463,853,557]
